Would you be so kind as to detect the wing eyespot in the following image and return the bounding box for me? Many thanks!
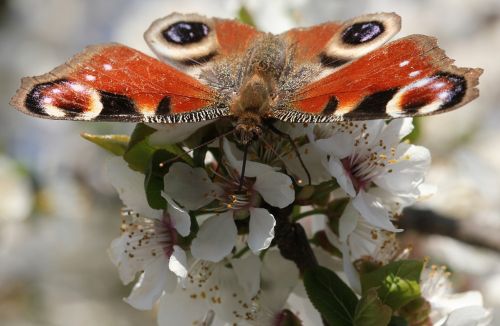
[341,21,385,45]
[144,13,218,66]
[322,13,401,62]
[25,79,104,120]
[386,72,469,117]
[163,21,210,45]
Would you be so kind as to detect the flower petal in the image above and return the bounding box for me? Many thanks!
[158,286,214,326]
[261,249,299,312]
[163,162,222,211]
[124,256,173,310]
[373,143,431,196]
[313,131,355,158]
[248,208,276,253]
[232,254,262,298]
[417,183,437,200]
[397,118,414,139]
[148,120,211,145]
[360,120,385,149]
[108,235,137,284]
[444,306,491,326]
[326,157,356,197]
[107,156,161,219]
[341,242,362,293]
[380,118,413,144]
[223,139,275,177]
[338,203,360,242]
[163,193,191,237]
[352,190,401,232]
[288,292,323,326]
[191,212,237,262]
[205,263,255,323]
[284,143,331,185]
[253,171,294,208]
[169,245,188,279]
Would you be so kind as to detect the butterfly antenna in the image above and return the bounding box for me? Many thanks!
[158,128,237,168]
[237,142,250,192]
[267,123,312,186]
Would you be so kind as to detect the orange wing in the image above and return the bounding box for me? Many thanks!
[213,18,262,57]
[10,44,228,123]
[281,22,343,62]
[273,35,482,122]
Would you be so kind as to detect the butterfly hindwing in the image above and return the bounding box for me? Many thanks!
[274,35,482,122]
[10,44,229,123]
[281,13,401,68]
[144,13,262,70]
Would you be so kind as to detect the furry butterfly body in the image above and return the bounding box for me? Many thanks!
[11,12,482,144]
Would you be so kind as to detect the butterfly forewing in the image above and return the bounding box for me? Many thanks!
[275,35,482,123]
[11,44,229,123]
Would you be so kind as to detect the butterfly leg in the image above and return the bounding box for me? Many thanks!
[266,122,312,186]
[237,142,250,192]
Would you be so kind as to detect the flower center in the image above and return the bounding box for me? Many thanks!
[211,162,257,212]
[120,209,177,260]
[341,139,397,193]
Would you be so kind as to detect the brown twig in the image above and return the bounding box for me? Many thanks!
[268,204,319,274]
[401,207,500,252]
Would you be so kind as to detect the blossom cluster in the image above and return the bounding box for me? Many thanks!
[87,118,491,325]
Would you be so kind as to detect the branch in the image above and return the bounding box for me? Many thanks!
[401,207,500,252]
[268,204,319,274]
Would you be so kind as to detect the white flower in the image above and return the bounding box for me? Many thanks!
[325,202,405,292]
[157,250,300,326]
[158,255,259,326]
[164,139,294,262]
[251,250,300,325]
[310,118,431,231]
[421,265,492,326]
[107,157,191,310]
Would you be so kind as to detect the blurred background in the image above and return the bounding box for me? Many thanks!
[0,0,499,325]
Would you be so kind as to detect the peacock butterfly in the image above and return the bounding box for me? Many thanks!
[10,12,482,144]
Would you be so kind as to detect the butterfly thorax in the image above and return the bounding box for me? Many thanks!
[230,35,287,144]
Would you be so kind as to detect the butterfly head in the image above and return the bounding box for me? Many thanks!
[234,123,262,145]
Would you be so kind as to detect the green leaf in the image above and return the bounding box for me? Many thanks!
[158,143,194,166]
[144,150,175,209]
[122,124,157,172]
[354,288,392,326]
[303,266,358,326]
[124,140,155,172]
[237,6,256,26]
[388,316,408,326]
[127,123,156,150]
[310,179,339,205]
[361,260,423,310]
[81,133,129,156]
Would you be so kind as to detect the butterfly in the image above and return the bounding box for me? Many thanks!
[10,12,482,145]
